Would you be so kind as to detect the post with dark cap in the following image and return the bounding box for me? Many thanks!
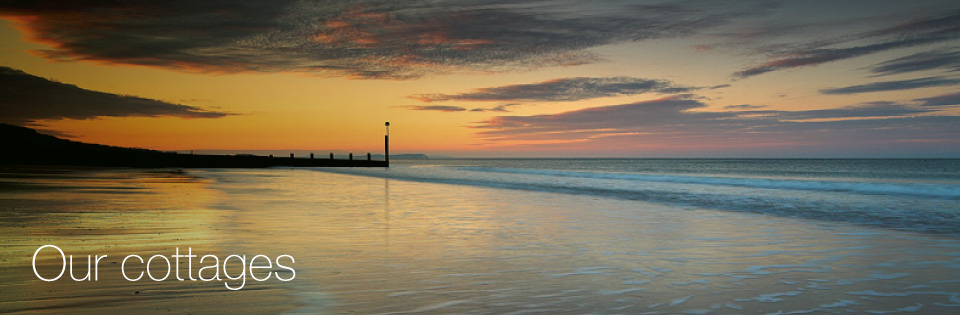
[385,122,390,167]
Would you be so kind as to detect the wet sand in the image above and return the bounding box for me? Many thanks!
[2,167,960,314]
[0,167,297,314]
[205,168,960,314]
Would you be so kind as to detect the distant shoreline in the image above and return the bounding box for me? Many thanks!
[0,123,388,168]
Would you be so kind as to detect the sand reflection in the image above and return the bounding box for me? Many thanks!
[0,167,296,313]
[206,168,960,314]
[4,167,959,314]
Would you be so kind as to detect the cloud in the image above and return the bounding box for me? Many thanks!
[411,77,695,103]
[472,96,959,155]
[475,97,719,138]
[734,11,960,78]
[397,105,467,112]
[724,104,767,109]
[870,49,960,76]
[399,103,518,112]
[470,105,512,112]
[820,77,960,94]
[0,66,231,125]
[0,1,760,79]
[751,102,933,120]
[915,92,960,106]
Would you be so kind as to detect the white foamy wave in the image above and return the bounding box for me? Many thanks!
[457,167,960,199]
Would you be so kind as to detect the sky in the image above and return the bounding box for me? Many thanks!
[0,0,958,158]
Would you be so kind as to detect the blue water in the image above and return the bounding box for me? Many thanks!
[312,159,960,234]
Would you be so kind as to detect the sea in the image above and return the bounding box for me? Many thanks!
[332,159,960,234]
[2,159,959,314]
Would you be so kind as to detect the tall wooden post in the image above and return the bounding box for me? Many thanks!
[385,122,390,167]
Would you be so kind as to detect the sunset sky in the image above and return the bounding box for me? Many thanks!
[1,0,959,157]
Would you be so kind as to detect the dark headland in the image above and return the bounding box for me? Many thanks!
[0,123,388,168]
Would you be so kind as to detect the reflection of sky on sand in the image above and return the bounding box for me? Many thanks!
[203,168,960,314]
[1,169,222,267]
[0,168,297,314]
[2,167,957,313]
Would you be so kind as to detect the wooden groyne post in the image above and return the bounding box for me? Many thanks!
[385,122,390,166]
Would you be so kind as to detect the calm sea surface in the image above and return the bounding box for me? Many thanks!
[335,159,960,234]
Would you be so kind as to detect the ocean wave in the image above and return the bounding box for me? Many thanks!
[456,167,960,199]
[308,166,960,234]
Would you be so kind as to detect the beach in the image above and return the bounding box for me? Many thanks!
[2,160,960,314]
[0,167,297,313]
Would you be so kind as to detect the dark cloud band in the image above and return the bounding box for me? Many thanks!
[0,67,230,125]
[915,92,960,107]
[396,105,467,112]
[0,0,757,79]
[411,77,694,103]
[870,49,960,76]
[734,11,960,78]
[820,77,960,95]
